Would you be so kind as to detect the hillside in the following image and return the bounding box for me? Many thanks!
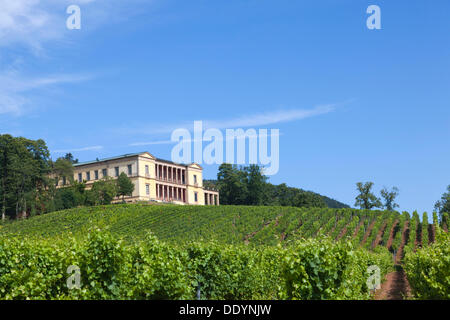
[0,204,447,300]
[0,203,422,250]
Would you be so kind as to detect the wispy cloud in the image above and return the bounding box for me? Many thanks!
[53,145,103,153]
[0,0,148,52]
[130,140,174,147]
[125,104,337,137]
[130,131,284,147]
[127,104,335,146]
[0,70,94,116]
[203,104,335,129]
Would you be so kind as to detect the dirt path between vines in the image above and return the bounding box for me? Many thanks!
[353,219,364,237]
[374,268,412,300]
[429,224,435,244]
[395,221,409,265]
[336,222,350,240]
[360,220,376,246]
[375,221,412,300]
[372,221,388,249]
[385,220,399,250]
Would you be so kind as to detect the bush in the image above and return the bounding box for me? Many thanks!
[0,230,394,300]
[404,231,450,299]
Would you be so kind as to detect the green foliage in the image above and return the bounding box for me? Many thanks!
[354,182,382,210]
[403,211,420,257]
[391,212,409,254]
[85,177,118,206]
[421,212,429,247]
[0,134,51,219]
[116,172,135,202]
[0,229,394,300]
[380,186,399,211]
[52,158,74,187]
[216,164,248,205]
[404,231,450,299]
[215,164,344,208]
[434,185,450,222]
[280,237,392,300]
[0,204,404,251]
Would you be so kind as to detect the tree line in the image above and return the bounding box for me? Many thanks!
[206,163,348,208]
[0,135,134,220]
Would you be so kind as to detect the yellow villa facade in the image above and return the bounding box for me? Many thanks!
[66,152,219,205]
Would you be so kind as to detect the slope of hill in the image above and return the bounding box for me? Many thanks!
[1,203,407,248]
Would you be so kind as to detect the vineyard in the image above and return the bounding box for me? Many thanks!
[0,204,448,300]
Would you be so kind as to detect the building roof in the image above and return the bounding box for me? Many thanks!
[73,152,202,169]
[73,152,147,167]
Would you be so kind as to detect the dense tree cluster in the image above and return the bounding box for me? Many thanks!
[0,135,51,219]
[210,163,347,208]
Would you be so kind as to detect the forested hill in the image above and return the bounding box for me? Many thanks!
[320,195,350,209]
[204,179,349,209]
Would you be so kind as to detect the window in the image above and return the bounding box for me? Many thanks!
[102,168,107,177]
[86,171,91,181]
[194,175,197,184]
[146,184,150,195]
[145,165,149,175]
[115,167,119,177]
[78,173,82,182]
[94,170,99,180]
[194,192,198,202]
[128,164,132,175]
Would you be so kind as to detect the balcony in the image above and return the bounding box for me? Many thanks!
[156,175,185,185]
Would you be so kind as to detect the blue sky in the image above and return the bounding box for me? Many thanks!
[0,0,449,215]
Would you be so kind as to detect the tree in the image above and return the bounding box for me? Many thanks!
[117,172,135,202]
[52,158,74,186]
[64,153,79,164]
[354,182,382,210]
[292,191,326,208]
[434,185,450,222]
[86,177,118,206]
[380,186,399,211]
[216,164,248,205]
[0,135,51,219]
[244,164,268,205]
